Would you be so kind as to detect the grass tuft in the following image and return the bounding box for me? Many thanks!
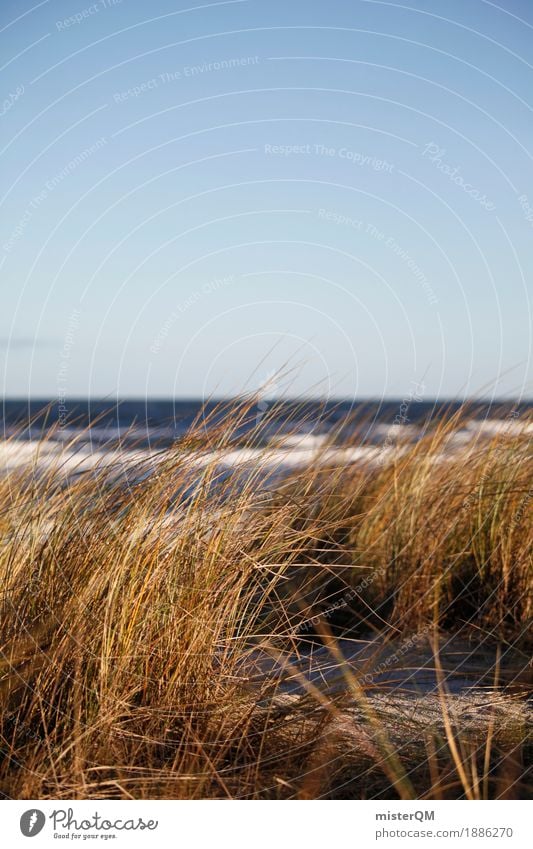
[0,401,531,798]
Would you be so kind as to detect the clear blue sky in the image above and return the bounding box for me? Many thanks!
[1,0,532,400]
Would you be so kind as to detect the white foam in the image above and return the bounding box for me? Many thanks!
[0,416,530,478]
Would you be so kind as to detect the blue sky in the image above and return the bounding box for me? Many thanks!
[1,0,532,399]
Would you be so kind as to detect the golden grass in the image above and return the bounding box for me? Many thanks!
[0,401,531,799]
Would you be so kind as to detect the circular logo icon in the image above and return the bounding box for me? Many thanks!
[20,810,46,837]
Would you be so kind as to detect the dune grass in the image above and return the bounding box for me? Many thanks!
[0,402,531,799]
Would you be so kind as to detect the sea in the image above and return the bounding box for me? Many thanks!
[1,397,531,478]
[3,397,532,440]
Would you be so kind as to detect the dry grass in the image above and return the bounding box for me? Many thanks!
[0,401,531,799]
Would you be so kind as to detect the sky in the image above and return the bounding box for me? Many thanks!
[1,0,532,401]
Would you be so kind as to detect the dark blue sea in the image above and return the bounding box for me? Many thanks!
[2,397,531,449]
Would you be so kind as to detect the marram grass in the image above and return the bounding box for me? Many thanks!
[0,402,531,799]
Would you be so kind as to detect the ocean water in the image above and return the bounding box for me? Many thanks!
[3,397,531,442]
[1,398,531,478]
